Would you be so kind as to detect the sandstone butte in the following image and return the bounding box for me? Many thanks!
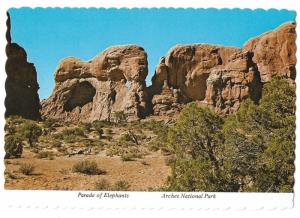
[6,19,295,122]
[5,12,41,120]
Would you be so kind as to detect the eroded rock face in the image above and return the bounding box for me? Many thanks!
[150,44,262,115]
[41,45,149,122]
[150,22,295,115]
[202,51,262,114]
[42,22,296,120]
[5,12,41,120]
[244,22,296,82]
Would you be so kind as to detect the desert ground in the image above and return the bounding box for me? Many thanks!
[4,117,172,191]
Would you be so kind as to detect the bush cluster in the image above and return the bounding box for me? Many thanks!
[166,78,295,192]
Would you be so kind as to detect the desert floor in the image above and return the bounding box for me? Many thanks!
[4,117,172,191]
[5,149,170,191]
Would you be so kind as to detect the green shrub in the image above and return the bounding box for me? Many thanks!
[19,163,35,175]
[43,118,57,129]
[112,111,127,124]
[148,143,159,152]
[94,179,111,191]
[80,122,92,133]
[166,103,227,192]
[121,153,134,161]
[165,156,175,166]
[119,133,132,142]
[119,130,139,145]
[114,180,130,191]
[19,121,42,147]
[165,78,296,192]
[4,135,23,159]
[36,151,54,159]
[5,116,25,134]
[72,160,106,175]
[92,122,104,139]
[81,139,105,147]
[62,127,85,137]
[54,127,86,143]
[92,120,112,128]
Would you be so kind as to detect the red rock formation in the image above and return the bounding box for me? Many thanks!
[244,22,296,82]
[5,12,41,120]
[150,22,295,115]
[150,44,262,115]
[41,45,149,122]
[42,22,296,120]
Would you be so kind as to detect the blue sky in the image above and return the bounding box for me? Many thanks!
[8,8,296,100]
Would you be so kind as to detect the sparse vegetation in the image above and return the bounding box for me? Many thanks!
[72,160,106,175]
[92,122,104,139]
[59,168,70,175]
[92,120,112,128]
[19,121,42,147]
[19,163,35,175]
[36,151,54,160]
[80,122,92,133]
[5,171,18,180]
[94,179,130,191]
[114,180,130,191]
[121,153,134,161]
[112,111,127,124]
[94,179,111,191]
[4,135,23,159]
[51,140,61,148]
[4,78,294,192]
[43,118,57,130]
[53,127,85,143]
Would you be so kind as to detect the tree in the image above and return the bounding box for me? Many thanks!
[222,100,266,191]
[166,103,234,191]
[255,78,295,192]
[166,78,295,192]
[4,135,23,158]
[19,121,42,147]
[223,78,295,192]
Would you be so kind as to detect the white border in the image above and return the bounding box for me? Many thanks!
[0,1,299,217]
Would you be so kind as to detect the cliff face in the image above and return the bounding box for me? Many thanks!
[244,22,296,82]
[150,45,262,115]
[42,22,296,121]
[41,45,149,122]
[150,22,296,115]
[5,13,41,120]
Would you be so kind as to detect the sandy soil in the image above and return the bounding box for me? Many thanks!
[4,149,171,191]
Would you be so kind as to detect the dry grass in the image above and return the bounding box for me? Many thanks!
[19,163,35,175]
[72,160,106,175]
